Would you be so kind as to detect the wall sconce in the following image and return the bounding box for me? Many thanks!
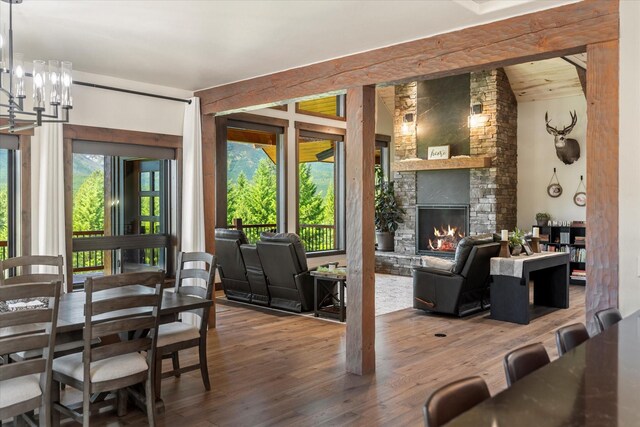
[469,102,488,128]
[402,113,414,134]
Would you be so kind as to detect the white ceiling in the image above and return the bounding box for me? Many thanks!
[11,0,578,92]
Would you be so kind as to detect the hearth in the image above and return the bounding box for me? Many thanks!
[416,205,469,256]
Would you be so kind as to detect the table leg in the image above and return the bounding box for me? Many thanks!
[491,275,530,324]
[314,277,319,317]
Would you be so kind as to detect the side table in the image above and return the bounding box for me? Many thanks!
[310,268,346,322]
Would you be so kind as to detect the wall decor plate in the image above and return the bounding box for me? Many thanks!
[547,183,563,198]
[574,191,586,206]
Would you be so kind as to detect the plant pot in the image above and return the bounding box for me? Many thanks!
[511,245,522,256]
[376,231,395,252]
[536,219,549,227]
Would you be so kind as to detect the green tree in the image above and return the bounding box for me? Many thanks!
[227,172,251,225]
[73,170,104,232]
[321,180,334,225]
[245,159,277,224]
[298,163,324,225]
[0,186,8,242]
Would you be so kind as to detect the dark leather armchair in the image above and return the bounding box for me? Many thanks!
[257,232,317,312]
[214,229,252,303]
[240,245,270,306]
[413,236,500,316]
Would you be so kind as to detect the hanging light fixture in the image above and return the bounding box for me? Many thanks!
[0,0,72,133]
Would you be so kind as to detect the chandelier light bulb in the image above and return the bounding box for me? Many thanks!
[13,52,25,98]
[61,61,73,108]
[49,59,61,105]
[33,59,46,110]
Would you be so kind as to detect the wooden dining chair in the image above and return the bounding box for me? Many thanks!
[595,308,622,333]
[503,343,550,387]
[51,271,165,427]
[0,281,62,426]
[155,251,216,395]
[556,323,590,356]
[423,376,490,427]
[0,255,64,287]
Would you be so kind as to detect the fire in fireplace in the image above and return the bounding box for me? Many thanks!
[417,205,469,256]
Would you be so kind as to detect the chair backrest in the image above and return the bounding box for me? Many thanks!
[174,251,216,328]
[459,242,501,281]
[0,255,64,287]
[503,342,550,387]
[0,281,61,420]
[83,271,165,383]
[556,323,590,356]
[214,229,249,282]
[423,376,490,427]
[453,235,495,275]
[595,308,622,333]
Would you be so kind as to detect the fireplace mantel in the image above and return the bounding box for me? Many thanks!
[394,156,491,172]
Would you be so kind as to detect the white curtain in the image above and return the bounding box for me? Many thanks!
[31,123,67,286]
[181,97,206,325]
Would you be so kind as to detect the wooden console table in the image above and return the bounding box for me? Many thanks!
[490,252,570,324]
[311,268,346,322]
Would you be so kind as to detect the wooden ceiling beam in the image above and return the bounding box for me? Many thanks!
[195,0,617,115]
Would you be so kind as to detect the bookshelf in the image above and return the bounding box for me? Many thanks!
[534,223,586,286]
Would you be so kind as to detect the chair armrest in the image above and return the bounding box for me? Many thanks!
[412,266,457,277]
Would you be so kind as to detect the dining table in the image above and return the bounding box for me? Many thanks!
[446,309,640,426]
[2,284,213,410]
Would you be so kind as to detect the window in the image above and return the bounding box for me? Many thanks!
[296,94,346,120]
[297,127,345,253]
[225,119,286,242]
[71,141,174,286]
[0,136,18,261]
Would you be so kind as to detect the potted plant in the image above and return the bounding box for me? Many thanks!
[536,212,551,227]
[375,168,405,251]
[509,227,525,256]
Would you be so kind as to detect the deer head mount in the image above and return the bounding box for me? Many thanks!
[545,111,581,165]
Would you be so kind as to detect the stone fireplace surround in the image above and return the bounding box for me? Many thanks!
[375,69,517,276]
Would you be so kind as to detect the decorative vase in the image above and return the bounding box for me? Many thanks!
[511,245,522,256]
[376,231,395,252]
[536,219,549,227]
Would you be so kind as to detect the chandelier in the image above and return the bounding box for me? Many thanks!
[0,0,72,133]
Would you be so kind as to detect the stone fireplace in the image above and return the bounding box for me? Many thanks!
[375,69,517,276]
[416,205,469,256]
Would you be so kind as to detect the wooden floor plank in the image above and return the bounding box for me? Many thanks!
[64,286,585,426]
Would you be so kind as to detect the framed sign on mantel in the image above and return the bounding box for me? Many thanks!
[427,145,450,160]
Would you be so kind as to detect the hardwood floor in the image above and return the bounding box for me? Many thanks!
[75,285,585,426]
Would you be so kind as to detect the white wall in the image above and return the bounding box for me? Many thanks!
[517,95,587,229]
[618,0,640,315]
[69,70,191,135]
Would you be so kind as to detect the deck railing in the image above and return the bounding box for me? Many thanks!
[228,220,335,252]
[0,240,7,261]
[72,230,105,273]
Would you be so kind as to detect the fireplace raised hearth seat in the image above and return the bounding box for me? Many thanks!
[413,235,500,317]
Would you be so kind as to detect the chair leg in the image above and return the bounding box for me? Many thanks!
[171,352,181,378]
[199,337,211,391]
[14,415,27,427]
[145,376,156,427]
[82,384,91,427]
[51,380,60,427]
[116,389,128,417]
[154,352,163,400]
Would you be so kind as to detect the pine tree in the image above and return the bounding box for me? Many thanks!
[73,170,105,232]
[0,186,8,242]
[322,180,334,225]
[298,163,324,225]
[246,159,277,224]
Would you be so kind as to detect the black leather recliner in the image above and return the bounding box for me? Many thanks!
[413,235,500,317]
[214,229,253,303]
[256,232,317,312]
[240,245,270,306]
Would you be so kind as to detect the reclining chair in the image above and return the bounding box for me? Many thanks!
[257,232,319,312]
[413,235,500,316]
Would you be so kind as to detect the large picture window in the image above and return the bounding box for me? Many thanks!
[71,140,173,287]
[224,119,286,242]
[296,126,345,253]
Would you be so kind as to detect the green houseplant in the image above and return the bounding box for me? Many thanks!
[509,227,525,255]
[375,168,405,251]
[536,212,551,227]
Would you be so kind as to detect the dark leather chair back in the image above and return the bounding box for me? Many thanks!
[595,308,622,333]
[503,342,550,387]
[240,244,270,306]
[458,242,500,306]
[214,228,251,302]
[556,323,590,356]
[257,233,314,312]
[423,376,490,427]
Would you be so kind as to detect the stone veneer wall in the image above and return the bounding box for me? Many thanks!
[469,69,518,234]
[392,82,418,255]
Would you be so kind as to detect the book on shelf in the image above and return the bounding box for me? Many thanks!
[569,247,587,262]
[570,275,586,281]
[560,232,570,244]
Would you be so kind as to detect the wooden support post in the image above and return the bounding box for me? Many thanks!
[345,85,376,375]
[585,40,619,333]
[201,113,217,328]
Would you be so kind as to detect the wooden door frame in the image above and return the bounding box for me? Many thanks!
[197,0,620,367]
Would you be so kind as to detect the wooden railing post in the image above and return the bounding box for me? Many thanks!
[233,218,243,231]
